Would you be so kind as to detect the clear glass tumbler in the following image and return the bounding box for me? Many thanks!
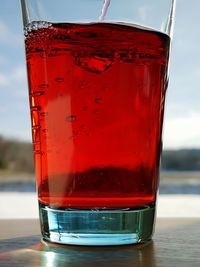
[20,0,176,245]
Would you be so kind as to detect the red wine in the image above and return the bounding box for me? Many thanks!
[25,22,170,209]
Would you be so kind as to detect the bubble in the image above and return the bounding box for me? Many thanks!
[80,124,85,129]
[40,112,48,117]
[83,105,89,111]
[66,115,77,122]
[34,150,42,154]
[93,109,100,114]
[119,51,137,63]
[38,83,49,89]
[33,141,41,145]
[91,208,99,212]
[31,106,41,111]
[32,125,41,130]
[48,50,59,57]
[68,130,79,140]
[55,77,64,83]
[94,98,102,104]
[31,91,45,96]
[73,130,79,137]
[79,81,89,89]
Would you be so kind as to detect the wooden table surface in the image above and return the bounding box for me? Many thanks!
[0,218,199,267]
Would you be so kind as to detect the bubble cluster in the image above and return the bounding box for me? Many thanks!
[24,21,52,37]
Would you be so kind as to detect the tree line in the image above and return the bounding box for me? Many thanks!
[0,136,200,173]
[0,136,34,173]
[161,149,200,171]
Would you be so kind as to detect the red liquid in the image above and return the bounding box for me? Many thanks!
[25,22,170,209]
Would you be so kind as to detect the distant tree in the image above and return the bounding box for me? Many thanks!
[0,159,7,169]
[161,149,200,171]
[0,135,34,173]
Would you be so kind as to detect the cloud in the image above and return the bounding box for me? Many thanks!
[0,65,28,99]
[0,126,32,142]
[0,55,6,66]
[0,65,26,87]
[0,73,9,86]
[12,65,27,84]
[163,112,200,149]
[0,20,22,46]
[138,6,148,21]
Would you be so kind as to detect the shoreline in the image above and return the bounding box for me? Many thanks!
[0,171,34,183]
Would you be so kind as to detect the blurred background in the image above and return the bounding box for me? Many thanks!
[0,0,200,218]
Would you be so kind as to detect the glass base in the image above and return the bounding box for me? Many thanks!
[39,203,155,246]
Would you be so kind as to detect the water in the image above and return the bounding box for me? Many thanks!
[160,183,200,194]
[0,182,36,192]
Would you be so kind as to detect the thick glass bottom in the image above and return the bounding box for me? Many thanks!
[39,203,155,246]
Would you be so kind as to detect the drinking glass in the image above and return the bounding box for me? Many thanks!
[20,0,176,245]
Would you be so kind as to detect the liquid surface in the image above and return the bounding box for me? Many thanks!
[25,22,170,209]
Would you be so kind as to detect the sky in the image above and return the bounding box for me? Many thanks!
[0,0,199,149]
